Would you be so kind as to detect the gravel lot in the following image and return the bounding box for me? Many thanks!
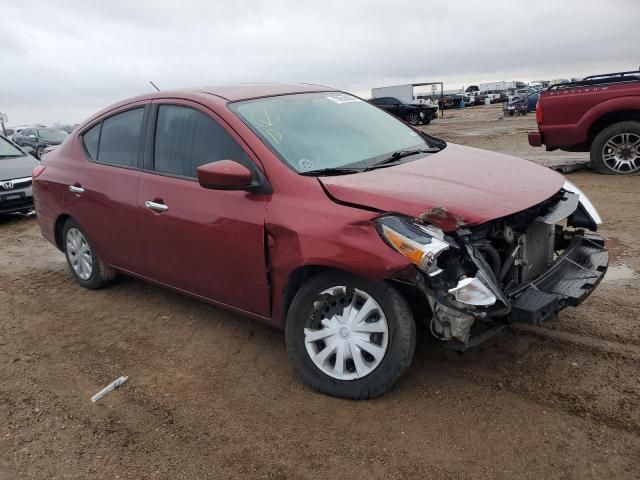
[1,104,639,479]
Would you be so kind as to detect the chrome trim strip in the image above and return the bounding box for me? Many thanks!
[0,176,32,184]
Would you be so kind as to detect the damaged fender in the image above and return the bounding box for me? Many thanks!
[266,197,411,328]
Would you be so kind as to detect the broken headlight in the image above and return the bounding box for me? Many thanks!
[374,215,457,272]
[448,277,497,306]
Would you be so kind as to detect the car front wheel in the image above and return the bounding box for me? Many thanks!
[62,218,117,289]
[285,271,416,399]
[405,111,421,125]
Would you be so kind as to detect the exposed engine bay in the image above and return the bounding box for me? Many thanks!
[377,181,609,350]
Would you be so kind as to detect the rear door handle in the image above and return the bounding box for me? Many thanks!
[145,200,169,212]
[69,185,85,193]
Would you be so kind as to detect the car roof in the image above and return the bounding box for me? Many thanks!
[194,83,336,101]
[127,83,336,103]
[81,83,341,128]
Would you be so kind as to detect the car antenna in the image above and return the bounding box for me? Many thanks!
[149,81,161,92]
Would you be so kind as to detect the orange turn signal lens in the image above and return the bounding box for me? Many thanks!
[381,225,426,266]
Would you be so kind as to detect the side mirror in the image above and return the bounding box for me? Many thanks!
[197,160,254,191]
[28,134,37,139]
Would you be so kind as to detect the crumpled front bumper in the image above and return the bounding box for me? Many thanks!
[508,233,608,324]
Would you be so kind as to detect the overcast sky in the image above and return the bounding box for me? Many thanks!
[1,0,638,126]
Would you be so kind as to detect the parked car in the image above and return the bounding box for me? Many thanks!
[12,127,68,158]
[483,90,508,104]
[59,124,77,134]
[33,84,607,399]
[504,89,542,115]
[467,91,487,106]
[368,96,438,125]
[0,134,39,215]
[529,69,640,175]
[438,93,470,109]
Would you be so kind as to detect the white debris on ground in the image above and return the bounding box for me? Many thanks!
[91,376,129,403]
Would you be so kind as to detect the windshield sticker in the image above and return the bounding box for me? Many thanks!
[325,94,361,104]
[298,158,314,170]
[251,107,283,144]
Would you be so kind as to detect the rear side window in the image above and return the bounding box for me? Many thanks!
[97,108,144,167]
[82,123,101,160]
[153,105,250,178]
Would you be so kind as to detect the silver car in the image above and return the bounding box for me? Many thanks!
[0,135,39,215]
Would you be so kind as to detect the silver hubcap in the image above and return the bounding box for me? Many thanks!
[304,286,389,381]
[602,132,640,173]
[66,228,93,280]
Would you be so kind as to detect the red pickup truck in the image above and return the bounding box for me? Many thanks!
[529,70,640,175]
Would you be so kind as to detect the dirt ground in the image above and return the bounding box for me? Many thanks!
[1,104,639,479]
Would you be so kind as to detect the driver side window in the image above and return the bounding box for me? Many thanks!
[153,105,251,178]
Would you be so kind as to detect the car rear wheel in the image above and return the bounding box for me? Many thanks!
[62,218,116,289]
[591,121,640,175]
[285,271,416,399]
[405,112,421,126]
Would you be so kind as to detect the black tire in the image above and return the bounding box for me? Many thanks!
[285,270,416,399]
[62,218,117,289]
[591,121,640,175]
[421,118,432,125]
[405,111,421,126]
[36,146,46,159]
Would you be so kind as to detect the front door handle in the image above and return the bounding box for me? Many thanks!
[145,200,169,212]
[69,185,85,193]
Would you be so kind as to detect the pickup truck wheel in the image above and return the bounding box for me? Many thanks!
[62,218,117,289]
[591,121,640,175]
[422,118,431,125]
[405,112,421,126]
[285,271,416,399]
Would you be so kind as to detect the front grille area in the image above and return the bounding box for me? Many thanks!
[0,177,33,192]
[0,195,33,213]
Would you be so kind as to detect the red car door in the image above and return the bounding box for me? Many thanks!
[137,100,270,317]
[65,103,148,273]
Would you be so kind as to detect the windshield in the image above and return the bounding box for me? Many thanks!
[37,128,68,143]
[0,136,25,158]
[230,92,438,173]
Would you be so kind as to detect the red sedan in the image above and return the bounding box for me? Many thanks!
[33,84,607,398]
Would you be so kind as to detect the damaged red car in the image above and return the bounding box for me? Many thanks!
[33,84,608,398]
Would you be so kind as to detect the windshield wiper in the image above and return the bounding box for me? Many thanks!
[365,148,440,171]
[0,154,24,158]
[299,166,365,176]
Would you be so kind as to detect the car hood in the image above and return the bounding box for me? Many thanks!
[0,154,39,180]
[319,143,564,231]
